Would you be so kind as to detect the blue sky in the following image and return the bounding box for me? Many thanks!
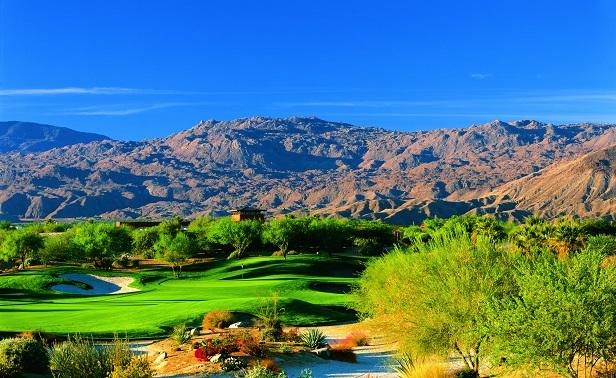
[0,0,615,140]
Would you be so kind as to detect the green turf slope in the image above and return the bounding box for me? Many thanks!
[0,256,362,338]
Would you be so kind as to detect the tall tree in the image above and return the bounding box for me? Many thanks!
[262,216,304,259]
[208,218,262,259]
[72,223,132,269]
[154,232,195,278]
[0,228,44,269]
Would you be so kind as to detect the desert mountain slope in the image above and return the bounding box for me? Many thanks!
[1,116,615,222]
[0,121,111,153]
[485,145,616,219]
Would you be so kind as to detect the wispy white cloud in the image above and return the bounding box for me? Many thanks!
[0,87,185,96]
[470,73,492,80]
[277,100,452,108]
[59,103,190,116]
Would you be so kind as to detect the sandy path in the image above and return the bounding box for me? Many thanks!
[51,273,139,295]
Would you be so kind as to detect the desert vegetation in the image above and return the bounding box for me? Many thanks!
[354,215,616,377]
[1,214,615,376]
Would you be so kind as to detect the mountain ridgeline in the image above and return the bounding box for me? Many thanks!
[1,116,616,223]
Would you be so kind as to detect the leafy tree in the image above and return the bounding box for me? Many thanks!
[0,228,44,269]
[157,216,183,237]
[186,216,216,253]
[487,247,616,377]
[154,232,195,278]
[39,232,76,266]
[352,231,516,375]
[208,217,262,259]
[71,223,132,269]
[308,217,351,256]
[0,221,15,231]
[131,227,160,258]
[262,216,305,258]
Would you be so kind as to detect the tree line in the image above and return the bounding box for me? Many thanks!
[0,216,395,277]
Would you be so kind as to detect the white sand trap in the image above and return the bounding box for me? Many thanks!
[52,273,139,295]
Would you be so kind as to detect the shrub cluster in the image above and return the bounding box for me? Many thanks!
[354,229,616,377]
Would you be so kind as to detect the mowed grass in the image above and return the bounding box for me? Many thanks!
[0,255,362,338]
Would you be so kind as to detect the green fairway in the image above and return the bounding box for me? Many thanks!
[0,255,363,338]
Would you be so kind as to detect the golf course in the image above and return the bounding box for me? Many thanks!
[0,255,362,338]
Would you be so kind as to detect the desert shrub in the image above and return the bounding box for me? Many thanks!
[221,356,245,371]
[487,247,616,377]
[198,333,240,358]
[49,336,111,378]
[238,331,267,357]
[245,359,287,378]
[107,337,133,373]
[257,294,284,341]
[297,369,314,378]
[342,331,369,347]
[0,337,48,376]
[352,231,517,375]
[299,329,326,349]
[39,233,76,265]
[109,356,153,378]
[49,336,150,378]
[329,344,357,363]
[393,354,449,378]
[455,368,478,378]
[170,323,191,345]
[282,327,301,343]
[202,309,235,329]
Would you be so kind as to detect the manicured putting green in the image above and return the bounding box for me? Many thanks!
[0,255,362,338]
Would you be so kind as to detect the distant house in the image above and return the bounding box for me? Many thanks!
[230,207,266,222]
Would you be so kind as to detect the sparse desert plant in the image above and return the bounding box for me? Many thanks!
[0,337,48,376]
[329,343,357,363]
[297,369,314,378]
[238,331,267,357]
[109,356,153,378]
[170,323,191,345]
[342,331,370,347]
[393,354,449,378]
[220,356,245,371]
[300,329,326,349]
[245,359,287,378]
[202,309,235,329]
[257,293,284,341]
[49,336,111,378]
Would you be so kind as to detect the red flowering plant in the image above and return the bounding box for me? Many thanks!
[197,332,241,360]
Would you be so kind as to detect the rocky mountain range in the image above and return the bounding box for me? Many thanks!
[0,121,110,153]
[1,116,616,223]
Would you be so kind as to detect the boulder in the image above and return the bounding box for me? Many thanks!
[154,351,167,364]
[311,347,330,359]
[209,353,222,363]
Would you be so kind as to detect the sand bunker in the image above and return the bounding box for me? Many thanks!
[52,273,140,295]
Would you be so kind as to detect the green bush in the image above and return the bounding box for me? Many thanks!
[352,231,517,375]
[244,364,288,378]
[48,336,150,378]
[0,337,48,376]
[109,356,153,378]
[49,337,110,378]
[299,329,326,349]
[487,247,616,377]
[257,294,284,341]
[170,323,191,345]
